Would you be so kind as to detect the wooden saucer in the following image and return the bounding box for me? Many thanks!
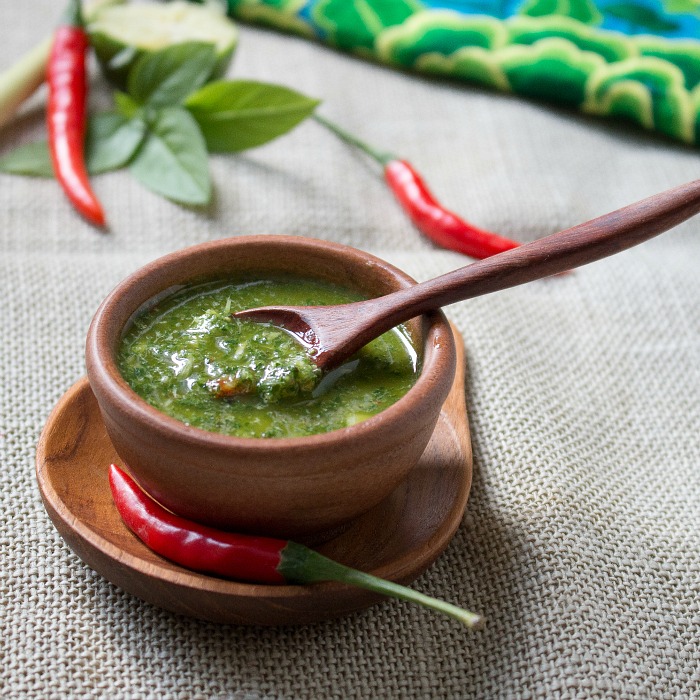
[36,329,472,626]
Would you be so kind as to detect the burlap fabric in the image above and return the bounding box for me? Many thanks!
[1,4,699,698]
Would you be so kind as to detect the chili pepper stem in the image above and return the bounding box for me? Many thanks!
[280,541,484,629]
[63,0,84,26]
[313,114,395,167]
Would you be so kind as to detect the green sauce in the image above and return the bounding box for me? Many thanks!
[118,277,420,438]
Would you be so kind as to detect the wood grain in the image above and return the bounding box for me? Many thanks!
[36,326,472,626]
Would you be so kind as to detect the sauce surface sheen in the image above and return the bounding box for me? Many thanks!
[118,277,420,438]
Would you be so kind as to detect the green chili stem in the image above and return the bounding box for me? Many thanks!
[63,0,84,28]
[313,113,396,167]
[281,542,484,629]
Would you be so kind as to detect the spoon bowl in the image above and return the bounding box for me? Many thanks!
[236,179,700,370]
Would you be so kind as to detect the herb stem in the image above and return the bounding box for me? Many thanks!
[282,542,485,629]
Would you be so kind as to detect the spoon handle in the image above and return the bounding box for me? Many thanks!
[371,178,700,328]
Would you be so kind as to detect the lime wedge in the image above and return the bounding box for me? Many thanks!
[88,1,238,90]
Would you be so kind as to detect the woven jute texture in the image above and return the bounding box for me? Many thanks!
[1,4,699,699]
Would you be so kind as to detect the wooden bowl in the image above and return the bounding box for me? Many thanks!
[85,236,456,538]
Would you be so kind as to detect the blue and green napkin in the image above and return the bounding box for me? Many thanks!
[223,0,700,147]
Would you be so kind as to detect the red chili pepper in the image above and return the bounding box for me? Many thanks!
[47,0,106,227]
[314,114,519,259]
[110,463,287,584]
[109,464,483,628]
[383,160,519,258]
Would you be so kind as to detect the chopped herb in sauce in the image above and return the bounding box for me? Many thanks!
[118,277,419,438]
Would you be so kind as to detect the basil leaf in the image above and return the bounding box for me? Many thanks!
[129,106,211,205]
[185,80,320,152]
[114,91,141,119]
[128,42,218,107]
[0,141,54,177]
[87,113,147,174]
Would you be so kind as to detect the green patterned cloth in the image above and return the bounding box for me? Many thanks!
[224,0,700,147]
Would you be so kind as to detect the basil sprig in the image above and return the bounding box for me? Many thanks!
[0,42,320,206]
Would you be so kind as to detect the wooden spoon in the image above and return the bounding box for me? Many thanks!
[235,179,700,371]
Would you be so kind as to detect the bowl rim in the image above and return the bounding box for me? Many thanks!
[86,235,456,454]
